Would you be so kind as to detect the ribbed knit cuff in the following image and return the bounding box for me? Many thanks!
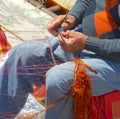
[85,37,100,53]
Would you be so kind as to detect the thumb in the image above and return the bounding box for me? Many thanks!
[61,30,71,38]
[61,22,70,30]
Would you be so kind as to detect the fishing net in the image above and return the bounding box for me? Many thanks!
[0,0,107,119]
[0,28,106,119]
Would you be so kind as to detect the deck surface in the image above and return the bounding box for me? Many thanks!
[0,0,52,47]
[0,0,51,118]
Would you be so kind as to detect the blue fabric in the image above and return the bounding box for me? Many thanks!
[0,36,120,119]
[45,51,120,119]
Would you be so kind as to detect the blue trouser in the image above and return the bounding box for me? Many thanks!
[0,37,120,119]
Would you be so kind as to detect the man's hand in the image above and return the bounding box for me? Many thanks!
[47,15,77,36]
[58,30,88,52]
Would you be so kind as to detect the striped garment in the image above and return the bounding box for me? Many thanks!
[69,0,120,61]
[83,0,120,38]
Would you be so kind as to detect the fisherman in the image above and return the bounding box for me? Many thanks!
[0,0,120,119]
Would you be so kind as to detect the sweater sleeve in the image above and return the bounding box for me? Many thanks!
[86,37,120,61]
[68,0,92,25]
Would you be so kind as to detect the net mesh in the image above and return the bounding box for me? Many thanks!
[0,0,108,119]
[0,35,106,119]
[0,33,72,118]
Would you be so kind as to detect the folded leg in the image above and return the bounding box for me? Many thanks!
[0,37,71,118]
[45,57,120,119]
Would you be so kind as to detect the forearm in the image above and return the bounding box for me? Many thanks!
[86,37,120,61]
[68,0,92,26]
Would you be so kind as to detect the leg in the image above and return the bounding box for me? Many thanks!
[45,62,75,119]
[45,57,120,119]
[0,37,71,118]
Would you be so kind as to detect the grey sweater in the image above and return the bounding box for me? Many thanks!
[69,0,120,61]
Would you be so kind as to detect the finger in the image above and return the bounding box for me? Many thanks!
[47,18,62,36]
[58,33,66,45]
[47,24,58,36]
[61,30,71,38]
[61,20,71,30]
[61,21,68,28]
[61,16,75,30]
[58,34,69,52]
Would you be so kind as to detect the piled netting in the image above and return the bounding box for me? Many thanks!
[0,37,106,119]
[0,6,107,116]
[0,37,58,119]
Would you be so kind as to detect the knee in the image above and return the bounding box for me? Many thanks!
[46,63,74,96]
[45,66,68,102]
[46,66,62,91]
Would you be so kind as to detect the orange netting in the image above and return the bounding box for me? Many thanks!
[72,58,105,119]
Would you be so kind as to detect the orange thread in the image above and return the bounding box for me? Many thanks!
[72,58,92,119]
[72,58,100,119]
